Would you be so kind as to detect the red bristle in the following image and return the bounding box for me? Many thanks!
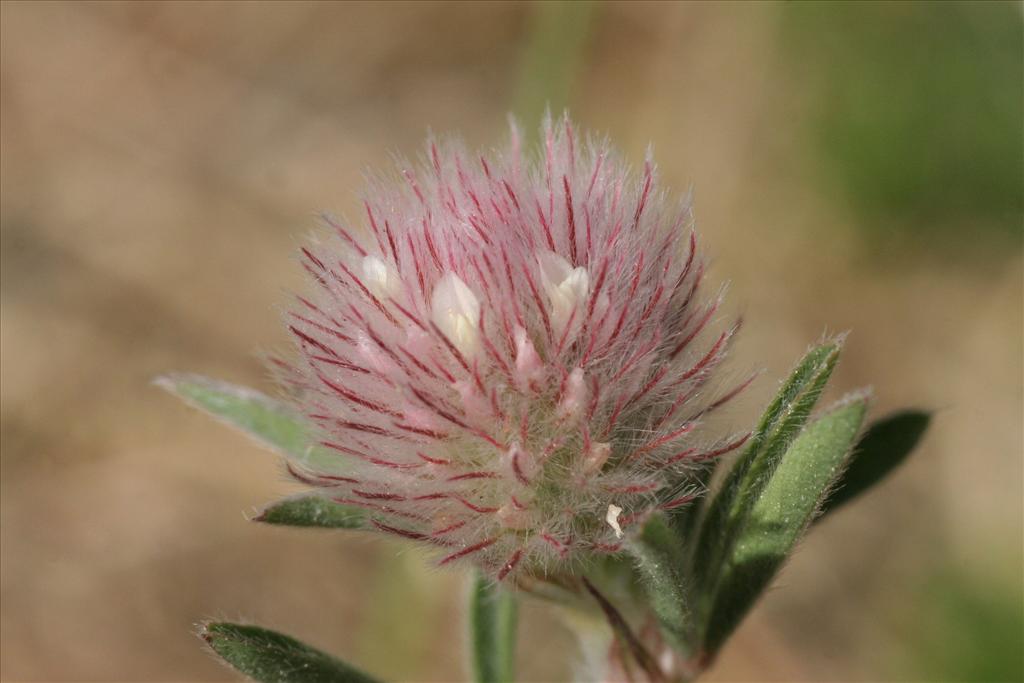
[371,520,429,541]
[496,549,523,580]
[447,471,499,481]
[438,538,498,566]
[564,176,578,265]
[659,494,698,511]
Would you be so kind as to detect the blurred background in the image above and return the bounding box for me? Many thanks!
[2,1,1021,681]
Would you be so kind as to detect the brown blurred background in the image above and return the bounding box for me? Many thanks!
[2,2,1021,681]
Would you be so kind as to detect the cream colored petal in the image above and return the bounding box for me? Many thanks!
[536,250,589,337]
[361,254,401,299]
[431,271,480,356]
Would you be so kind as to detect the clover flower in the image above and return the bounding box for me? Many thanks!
[275,117,753,581]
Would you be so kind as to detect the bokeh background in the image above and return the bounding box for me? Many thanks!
[2,2,1021,681]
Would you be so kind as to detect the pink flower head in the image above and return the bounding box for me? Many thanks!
[277,116,751,580]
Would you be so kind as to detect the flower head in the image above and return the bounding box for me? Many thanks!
[277,117,751,580]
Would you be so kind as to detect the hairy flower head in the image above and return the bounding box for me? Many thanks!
[276,117,752,581]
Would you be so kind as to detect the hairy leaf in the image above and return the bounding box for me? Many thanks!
[156,374,333,470]
[469,572,518,683]
[628,514,693,654]
[702,395,868,655]
[254,493,364,529]
[692,341,843,605]
[202,622,380,683]
[818,409,930,517]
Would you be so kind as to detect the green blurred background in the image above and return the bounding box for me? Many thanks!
[1,2,1021,681]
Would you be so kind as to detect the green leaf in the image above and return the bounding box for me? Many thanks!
[818,409,930,518]
[627,514,693,654]
[692,341,843,604]
[201,622,381,683]
[254,494,364,529]
[156,373,334,470]
[469,571,518,683]
[702,395,868,655]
